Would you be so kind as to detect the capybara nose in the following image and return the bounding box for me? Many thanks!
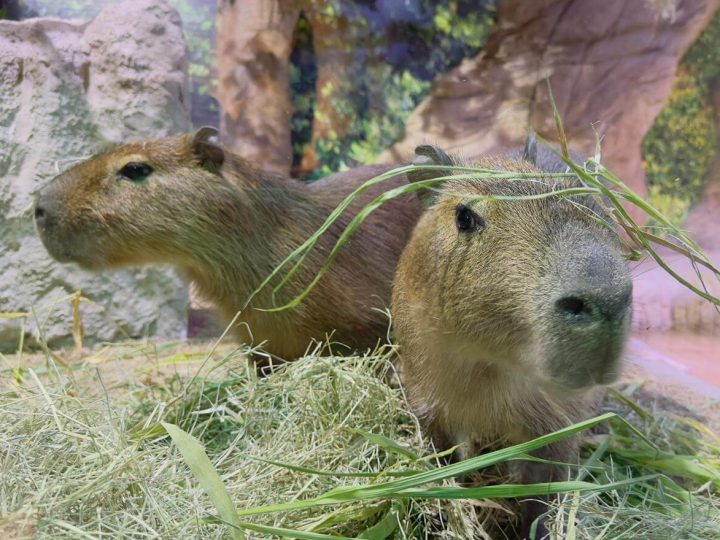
[555,285,631,324]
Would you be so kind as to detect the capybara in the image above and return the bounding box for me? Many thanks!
[35,127,421,361]
[392,141,632,538]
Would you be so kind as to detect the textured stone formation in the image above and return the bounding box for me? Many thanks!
[378,0,720,223]
[0,0,190,349]
[216,0,300,174]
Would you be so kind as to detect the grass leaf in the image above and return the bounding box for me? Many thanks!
[161,422,245,540]
[354,429,420,460]
[236,413,623,518]
[357,501,401,539]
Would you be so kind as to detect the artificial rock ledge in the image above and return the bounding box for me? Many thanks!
[0,0,191,349]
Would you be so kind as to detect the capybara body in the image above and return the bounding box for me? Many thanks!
[34,128,421,360]
[392,143,632,537]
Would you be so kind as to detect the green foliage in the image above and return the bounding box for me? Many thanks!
[434,3,490,49]
[346,69,431,167]
[292,1,496,179]
[306,67,432,179]
[24,0,112,18]
[642,11,720,226]
[642,70,716,225]
[167,0,217,101]
[685,12,720,92]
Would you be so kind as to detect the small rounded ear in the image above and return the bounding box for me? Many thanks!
[191,126,224,172]
[522,131,587,174]
[410,144,454,207]
[522,131,538,165]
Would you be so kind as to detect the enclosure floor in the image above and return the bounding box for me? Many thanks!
[630,333,720,398]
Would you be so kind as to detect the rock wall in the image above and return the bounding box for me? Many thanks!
[378,0,720,223]
[217,0,719,209]
[0,0,191,349]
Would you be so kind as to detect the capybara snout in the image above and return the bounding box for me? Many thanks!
[394,159,632,391]
[536,226,632,389]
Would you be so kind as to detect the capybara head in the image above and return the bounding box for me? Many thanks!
[395,144,632,391]
[34,127,232,270]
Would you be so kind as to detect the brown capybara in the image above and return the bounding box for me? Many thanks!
[392,142,632,538]
[34,127,421,361]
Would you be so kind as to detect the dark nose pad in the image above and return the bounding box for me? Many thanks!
[555,288,631,323]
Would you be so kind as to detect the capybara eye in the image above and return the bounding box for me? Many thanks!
[118,162,153,182]
[455,205,485,233]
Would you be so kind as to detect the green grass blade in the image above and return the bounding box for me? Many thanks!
[226,520,355,540]
[236,414,618,517]
[245,455,420,478]
[608,448,720,487]
[301,501,391,534]
[547,79,570,159]
[357,501,401,539]
[354,429,420,460]
[161,422,245,540]
[0,312,28,319]
[390,476,660,499]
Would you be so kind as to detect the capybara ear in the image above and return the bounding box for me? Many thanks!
[191,126,225,172]
[521,131,588,175]
[410,144,454,207]
[522,131,538,165]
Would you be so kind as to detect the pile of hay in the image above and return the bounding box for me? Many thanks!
[1,338,718,539]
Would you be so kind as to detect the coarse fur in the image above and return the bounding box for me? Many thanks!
[392,143,632,538]
[34,128,422,360]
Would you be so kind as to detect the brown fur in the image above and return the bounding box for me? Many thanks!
[34,129,421,360]
[392,147,632,538]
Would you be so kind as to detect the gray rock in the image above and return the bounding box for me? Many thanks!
[0,0,191,350]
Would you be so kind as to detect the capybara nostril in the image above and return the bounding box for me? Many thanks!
[34,204,47,223]
[555,289,632,323]
[555,295,592,320]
